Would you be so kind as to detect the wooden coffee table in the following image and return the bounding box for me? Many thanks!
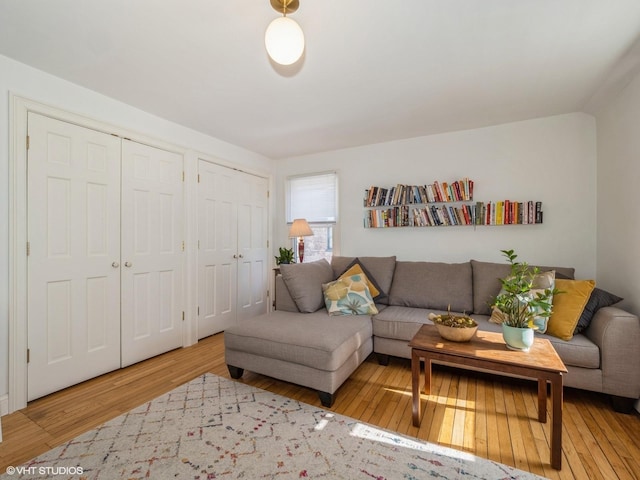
[409,324,567,470]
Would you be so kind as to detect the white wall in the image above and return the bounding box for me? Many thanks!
[595,69,640,316]
[275,113,597,277]
[0,54,274,401]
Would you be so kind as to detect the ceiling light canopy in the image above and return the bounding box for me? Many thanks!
[265,0,305,66]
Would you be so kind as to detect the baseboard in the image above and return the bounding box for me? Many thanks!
[0,394,8,417]
[635,398,640,415]
[0,394,7,443]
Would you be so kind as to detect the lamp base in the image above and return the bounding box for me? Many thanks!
[298,236,305,263]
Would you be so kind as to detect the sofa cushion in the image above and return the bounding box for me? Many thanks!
[224,310,372,372]
[471,260,575,315]
[547,279,596,341]
[372,306,436,341]
[322,274,379,316]
[388,261,473,313]
[331,256,396,304]
[280,259,334,313]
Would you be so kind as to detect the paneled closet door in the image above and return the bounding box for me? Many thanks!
[120,140,184,367]
[236,173,269,321]
[27,113,122,401]
[197,160,239,338]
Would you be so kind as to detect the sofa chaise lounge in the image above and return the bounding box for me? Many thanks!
[224,256,640,411]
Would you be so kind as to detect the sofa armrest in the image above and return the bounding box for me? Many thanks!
[585,306,640,399]
[275,275,301,312]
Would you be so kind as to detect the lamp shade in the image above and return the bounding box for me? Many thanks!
[265,16,305,65]
[288,218,313,237]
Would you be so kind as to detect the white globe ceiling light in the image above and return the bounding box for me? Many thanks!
[265,0,304,66]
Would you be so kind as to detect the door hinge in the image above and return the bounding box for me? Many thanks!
[267,289,270,298]
[182,241,185,251]
[267,240,269,248]
[198,240,200,249]
[267,190,270,198]
[26,135,30,150]
[26,241,30,256]
[182,311,185,321]
[182,171,185,182]
[197,174,200,183]
[197,306,200,316]
[27,349,30,363]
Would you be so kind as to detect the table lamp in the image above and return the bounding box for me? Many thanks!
[288,218,313,262]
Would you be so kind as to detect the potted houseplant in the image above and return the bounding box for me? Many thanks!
[274,247,295,265]
[492,249,559,351]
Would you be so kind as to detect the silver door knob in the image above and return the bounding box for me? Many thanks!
[238,254,244,258]
[112,261,120,268]
[233,254,238,259]
[124,262,132,268]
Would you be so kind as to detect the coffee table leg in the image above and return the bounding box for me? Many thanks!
[550,373,563,470]
[538,379,547,423]
[424,355,431,394]
[412,349,421,426]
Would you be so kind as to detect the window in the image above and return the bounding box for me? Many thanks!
[286,172,338,263]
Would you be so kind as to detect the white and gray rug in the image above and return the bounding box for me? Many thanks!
[4,374,546,479]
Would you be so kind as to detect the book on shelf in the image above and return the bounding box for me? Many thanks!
[365,178,474,207]
[364,178,542,228]
[535,201,543,224]
[365,199,543,228]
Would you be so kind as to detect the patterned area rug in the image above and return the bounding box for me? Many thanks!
[4,374,546,479]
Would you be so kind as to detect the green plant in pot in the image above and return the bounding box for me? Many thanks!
[492,249,559,351]
[274,247,295,265]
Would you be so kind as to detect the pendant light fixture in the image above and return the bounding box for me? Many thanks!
[265,0,305,65]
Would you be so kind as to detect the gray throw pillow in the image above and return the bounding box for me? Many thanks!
[575,287,623,334]
[280,259,334,313]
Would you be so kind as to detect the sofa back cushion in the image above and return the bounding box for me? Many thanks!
[280,259,334,313]
[471,260,576,315]
[388,261,473,312]
[331,256,396,304]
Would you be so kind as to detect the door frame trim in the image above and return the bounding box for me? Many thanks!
[7,95,191,412]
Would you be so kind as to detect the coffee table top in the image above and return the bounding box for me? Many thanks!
[409,324,567,374]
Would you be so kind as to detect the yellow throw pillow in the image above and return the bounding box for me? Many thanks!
[547,279,595,341]
[339,264,381,298]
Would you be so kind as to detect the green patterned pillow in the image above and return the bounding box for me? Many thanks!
[322,274,379,316]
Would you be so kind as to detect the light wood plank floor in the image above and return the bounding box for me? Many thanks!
[1,333,639,479]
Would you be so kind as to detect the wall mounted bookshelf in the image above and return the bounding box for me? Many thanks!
[363,178,543,228]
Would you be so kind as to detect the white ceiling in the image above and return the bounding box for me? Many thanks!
[1,1,640,159]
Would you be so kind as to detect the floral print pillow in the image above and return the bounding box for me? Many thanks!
[322,274,379,316]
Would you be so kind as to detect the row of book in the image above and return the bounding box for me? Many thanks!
[363,200,543,228]
[364,178,474,207]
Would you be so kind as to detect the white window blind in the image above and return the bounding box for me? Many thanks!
[286,172,337,224]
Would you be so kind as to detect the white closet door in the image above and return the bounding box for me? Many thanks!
[120,140,184,367]
[197,161,238,338]
[236,173,269,321]
[27,113,121,401]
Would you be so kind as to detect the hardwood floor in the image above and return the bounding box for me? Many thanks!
[1,333,639,479]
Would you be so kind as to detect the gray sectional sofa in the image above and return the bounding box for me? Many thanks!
[224,256,640,411]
